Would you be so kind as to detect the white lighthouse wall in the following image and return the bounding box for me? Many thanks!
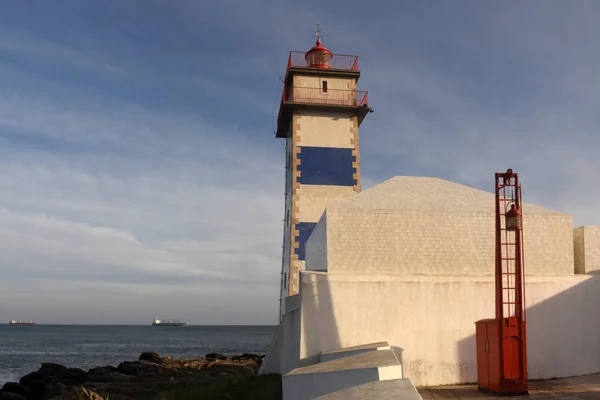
[286,109,360,296]
[298,272,600,387]
[280,135,293,306]
[295,110,357,149]
[293,75,356,92]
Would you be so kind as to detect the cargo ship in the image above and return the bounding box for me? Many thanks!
[151,319,188,327]
[9,320,36,325]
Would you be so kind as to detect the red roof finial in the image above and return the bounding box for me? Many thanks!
[316,24,322,45]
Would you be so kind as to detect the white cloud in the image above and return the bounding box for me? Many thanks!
[0,57,285,323]
[0,28,129,77]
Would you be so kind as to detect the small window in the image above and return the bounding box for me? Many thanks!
[322,80,328,93]
[286,210,290,226]
[284,272,287,289]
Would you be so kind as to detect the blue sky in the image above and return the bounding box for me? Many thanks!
[1,1,599,325]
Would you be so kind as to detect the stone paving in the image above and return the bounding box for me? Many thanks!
[418,378,600,399]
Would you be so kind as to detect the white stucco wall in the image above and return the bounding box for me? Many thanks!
[294,75,356,91]
[573,226,600,275]
[306,212,328,272]
[298,272,600,387]
[295,110,356,149]
[322,208,574,276]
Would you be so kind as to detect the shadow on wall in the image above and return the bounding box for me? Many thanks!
[299,272,342,366]
[391,346,404,366]
[456,275,600,383]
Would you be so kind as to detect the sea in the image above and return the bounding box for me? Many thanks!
[0,325,276,386]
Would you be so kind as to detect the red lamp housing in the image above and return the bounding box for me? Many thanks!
[505,203,521,231]
[305,38,333,69]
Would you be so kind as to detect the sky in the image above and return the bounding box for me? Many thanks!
[1,0,600,325]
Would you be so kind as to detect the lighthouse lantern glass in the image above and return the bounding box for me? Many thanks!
[307,52,331,68]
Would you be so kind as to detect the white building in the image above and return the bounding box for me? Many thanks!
[262,37,600,398]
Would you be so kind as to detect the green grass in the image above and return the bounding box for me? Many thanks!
[155,374,282,400]
[73,386,109,400]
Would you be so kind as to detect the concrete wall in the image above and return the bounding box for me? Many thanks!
[298,272,600,387]
[320,208,574,276]
[305,212,328,272]
[573,226,600,275]
[263,295,303,375]
[260,324,283,374]
[574,226,585,274]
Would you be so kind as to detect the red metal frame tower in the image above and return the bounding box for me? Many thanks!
[475,168,528,395]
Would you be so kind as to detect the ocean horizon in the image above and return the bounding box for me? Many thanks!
[0,324,276,386]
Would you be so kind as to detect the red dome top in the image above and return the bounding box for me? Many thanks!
[306,38,332,57]
[305,38,332,69]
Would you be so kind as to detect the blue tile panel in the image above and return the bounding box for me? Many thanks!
[295,222,318,261]
[297,146,357,186]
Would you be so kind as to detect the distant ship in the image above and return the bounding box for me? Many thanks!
[9,320,36,325]
[151,319,188,327]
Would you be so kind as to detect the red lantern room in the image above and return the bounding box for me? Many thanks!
[305,35,332,69]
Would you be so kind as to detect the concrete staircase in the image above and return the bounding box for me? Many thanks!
[282,341,421,400]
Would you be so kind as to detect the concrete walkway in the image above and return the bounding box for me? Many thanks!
[417,374,600,399]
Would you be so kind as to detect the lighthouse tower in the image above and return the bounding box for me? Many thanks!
[276,32,372,317]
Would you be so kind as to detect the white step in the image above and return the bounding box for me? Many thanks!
[314,378,422,400]
[283,349,402,400]
[320,341,391,363]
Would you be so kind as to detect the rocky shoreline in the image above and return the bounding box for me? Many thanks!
[0,352,277,400]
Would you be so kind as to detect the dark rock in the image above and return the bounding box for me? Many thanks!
[202,362,255,378]
[204,353,227,361]
[19,371,45,386]
[0,393,28,400]
[138,352,163,364]
[65,369,85,377]
[37,364,87,386]
[39,364,66,373]
[19,372,52,399]
[87,366,117,376]
[116,361,143,376]
[41,382,67,400]
[13,352,269,400]
[116,361,165,376]
[1,382,32,399]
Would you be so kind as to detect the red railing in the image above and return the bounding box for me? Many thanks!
[288,51,359,71]
[283,86,368,107]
